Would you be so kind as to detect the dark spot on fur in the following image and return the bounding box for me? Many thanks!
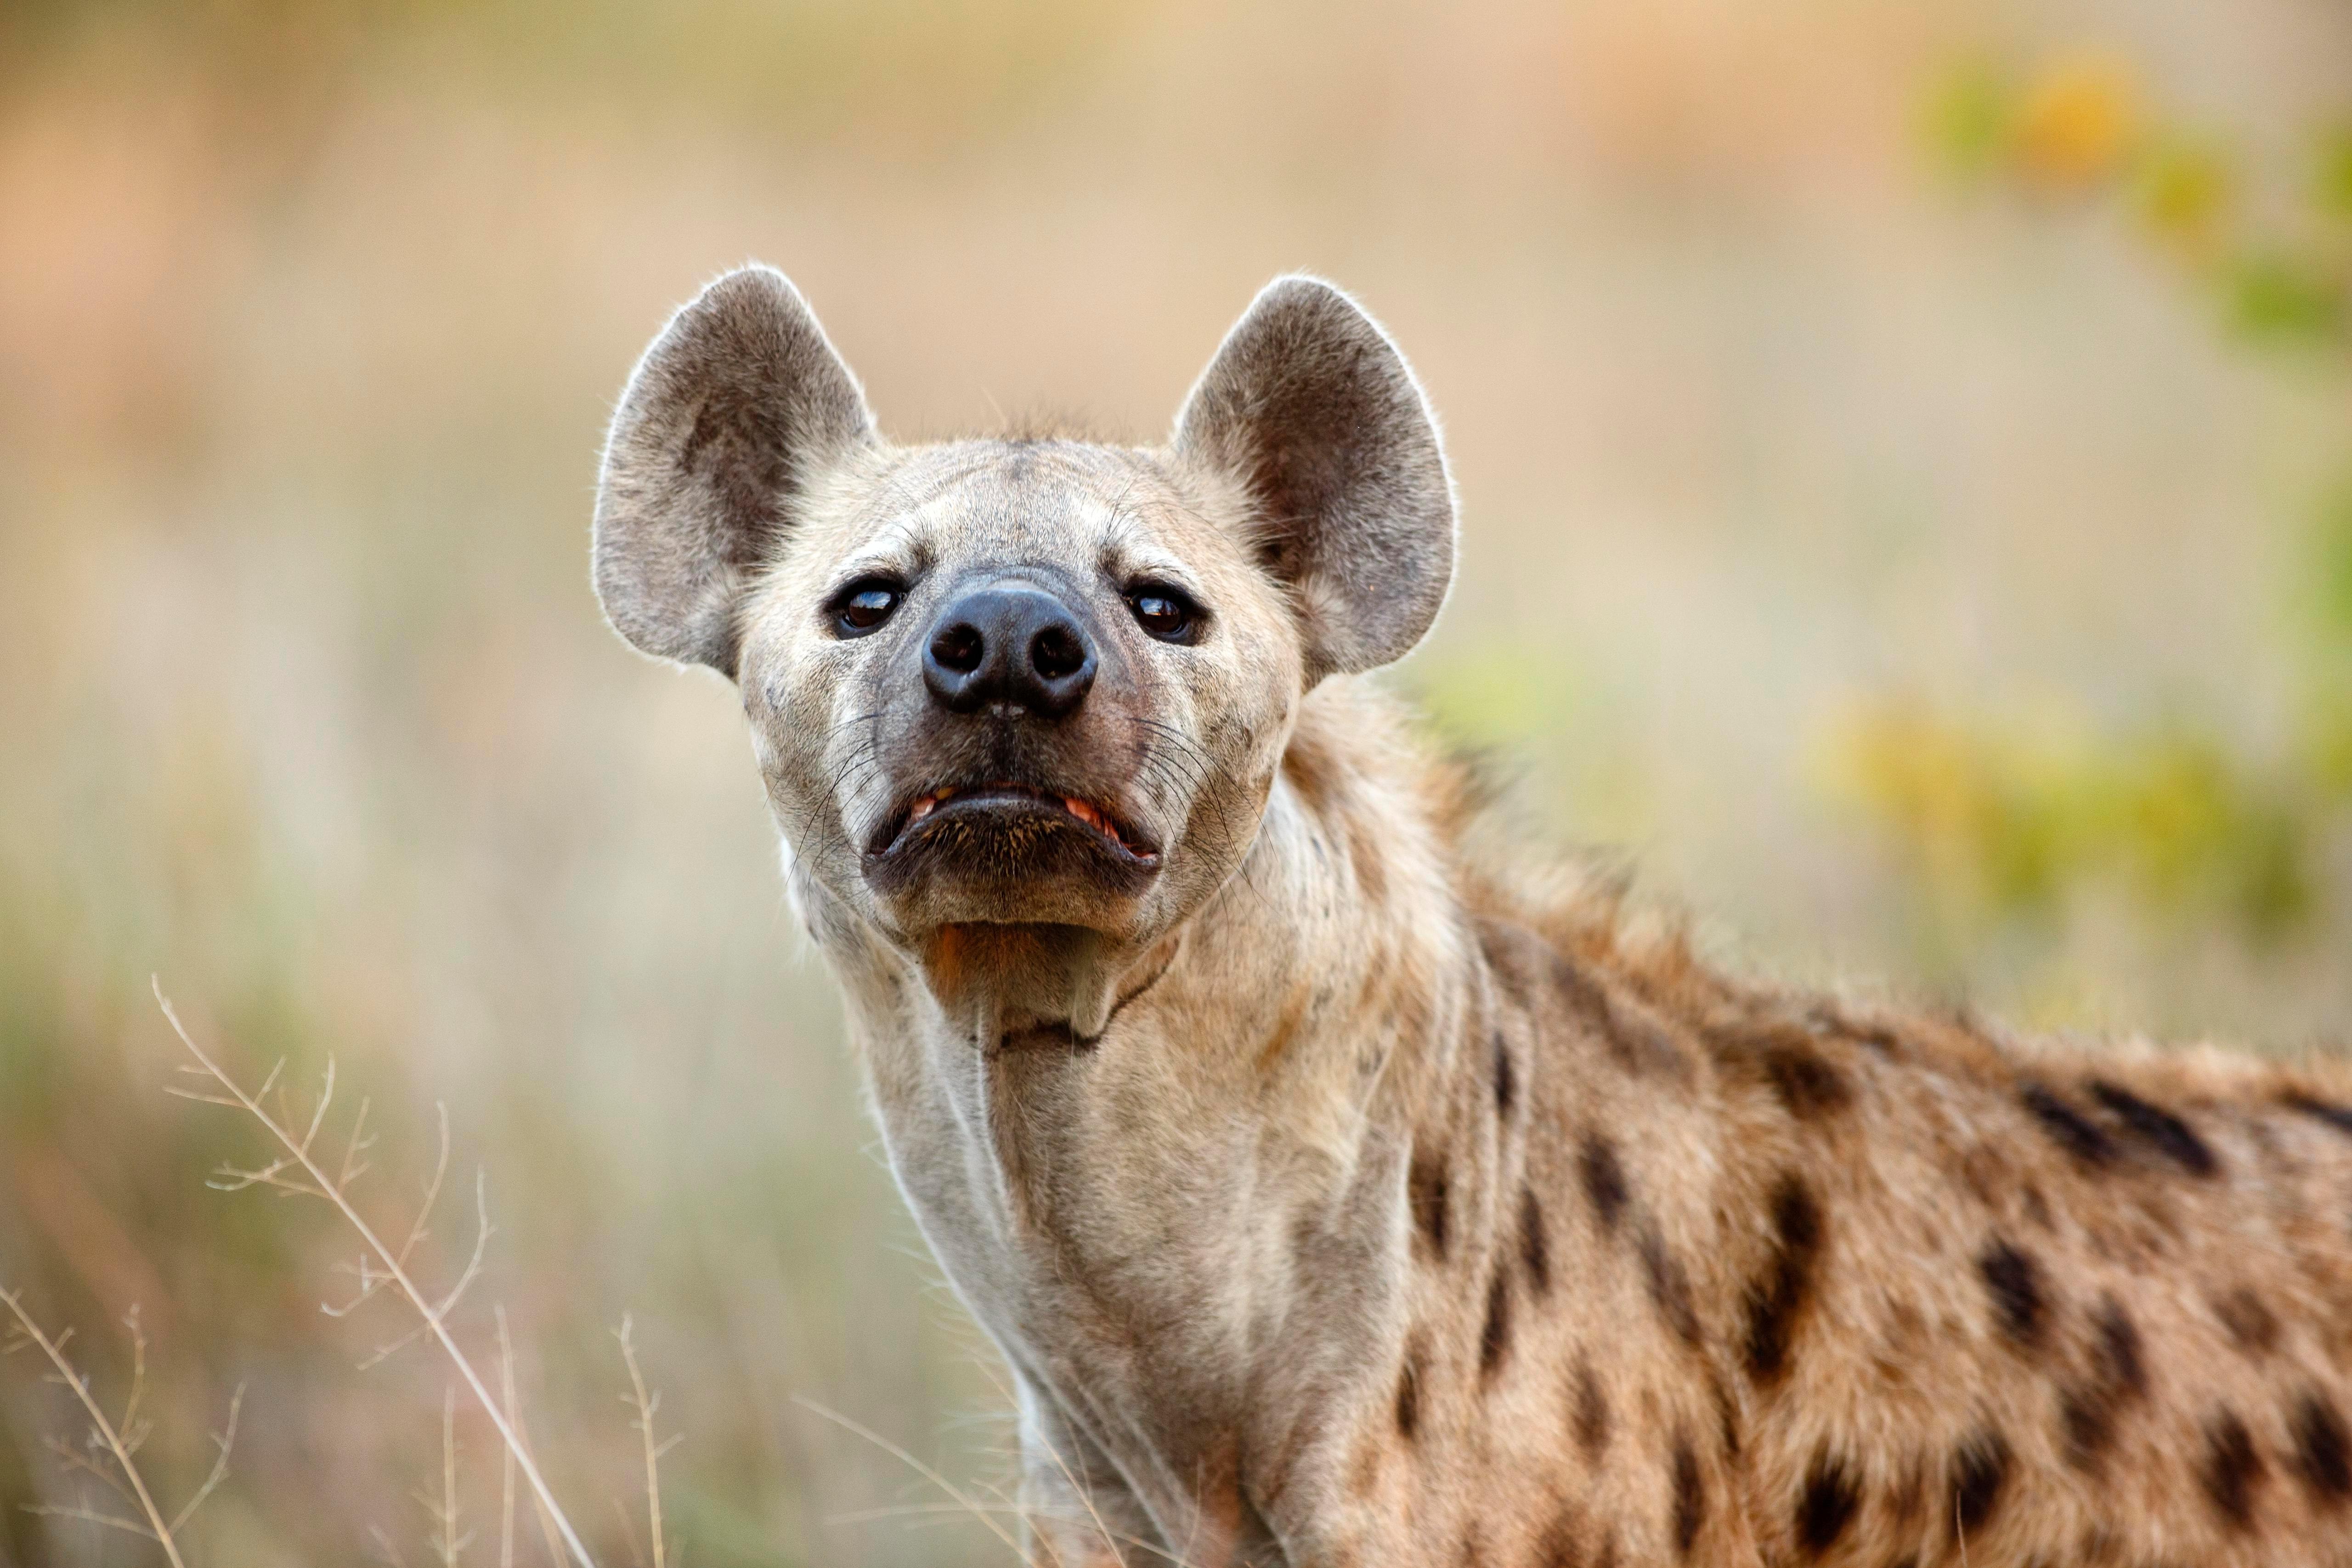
[1553,953,1611,1027]
[1580,1134,1628,1234]
[1764,1042,1853,1120]
[1593,1528,1619,1568]
[1979,1239,2048,1350]
[1711,1373,1741,1457]
[1835,1014,1903,1056]
[2090,1081,2218,1176]
[2216,1287,2280,1356]
[2061,1296,2148,1471]
[1795,1449,1859,1555]
[1572,1357,1610,1459]
[1951,1428,2012,1541]
[2292,1390,2351,1505]
[1409,1149,1450,1259]
[1394,1338,1423,1441]
[1455,1523,1483,1568]
[2284,1093,2352,1138]
[1493,1030,1516,1117]
[1554,953,1687,1080]
[1670,1432,1704,1556]
[2021,1184,2053,1230]
[1535,1501,1582,1568]
[2203,1410,2266,1530]
[1745,1175,1825,1386]
[1479,1269,1512,1379]
[2058,1387,2106,1472]
[2021,1082,2117,1169]
[2092,1296,2146,1393]
[1520,1186,1551,1297]
[1639,1225,1702,1346]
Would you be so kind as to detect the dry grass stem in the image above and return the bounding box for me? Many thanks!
[370,1521,414,1568]
[792,1395,1037,1567]
[615,1316,680,1568]
[0,1290,241,1568]
[417,1384,471,1568]
[498,1308,519,1568]
[156,978,599,1568]
[494,1307,568,1567]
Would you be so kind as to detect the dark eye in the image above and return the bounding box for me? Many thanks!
[1126,584,1200,643]
[832,580,902,636]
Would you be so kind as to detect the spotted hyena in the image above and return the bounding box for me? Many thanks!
[592,266,2352,1567]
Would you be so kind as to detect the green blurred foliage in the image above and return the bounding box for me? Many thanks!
[2318,126,2352,221]
[1825,705,2315,951]
[1923,55,2351,352]
[2228,251,2345,345]
[1844,57,2352,970]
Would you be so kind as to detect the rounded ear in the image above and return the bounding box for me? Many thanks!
[594,266,876,678]
[1172,275,1456,683]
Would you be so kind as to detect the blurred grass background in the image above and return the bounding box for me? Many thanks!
[0,1,2347,1563]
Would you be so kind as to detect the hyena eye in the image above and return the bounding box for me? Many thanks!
[831,579,903,636]
[1126,584,1201,644]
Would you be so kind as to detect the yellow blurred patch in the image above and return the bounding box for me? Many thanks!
[2013,54,2143,191]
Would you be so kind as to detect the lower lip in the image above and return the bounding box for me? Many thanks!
[882,789,1157,865]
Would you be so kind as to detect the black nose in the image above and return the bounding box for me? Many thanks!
[922,583,1097,719]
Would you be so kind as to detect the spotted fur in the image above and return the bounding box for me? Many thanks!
[596,266,2352,1567]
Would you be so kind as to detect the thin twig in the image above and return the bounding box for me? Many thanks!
[430,1384,464,1568]
[117,1306,150,1455]
[615,1317,678,1568]
[40,1432,141,1508]
[20,1501,162,1540]
[157,979,598,1568]
[791,1395,1033,1567]
[0,1289,189,1568]
[371,1522,415,1568]
[167,1383,246,1535]
[498,1309,519,1568]
[970,1356,1203,1568]
[494,1310,568,1568]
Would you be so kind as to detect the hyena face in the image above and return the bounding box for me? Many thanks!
[594,267,1455,1033]
[735,440,1296,951]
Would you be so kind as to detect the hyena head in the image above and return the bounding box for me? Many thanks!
[594,266,1455,1033]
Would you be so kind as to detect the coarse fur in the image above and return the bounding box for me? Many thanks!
[593,265,2352,1567]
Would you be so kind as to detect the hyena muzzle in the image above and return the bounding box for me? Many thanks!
[594,266,2352,1568]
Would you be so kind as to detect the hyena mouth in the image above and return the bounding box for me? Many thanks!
[871,783,1160,868]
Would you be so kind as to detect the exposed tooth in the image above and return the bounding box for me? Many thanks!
[909,798,935,821]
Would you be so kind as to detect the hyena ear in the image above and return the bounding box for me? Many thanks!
[1173,275,1456,682]
[594,265,876,678]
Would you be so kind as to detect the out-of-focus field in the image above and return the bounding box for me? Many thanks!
[1,2,2347,1563]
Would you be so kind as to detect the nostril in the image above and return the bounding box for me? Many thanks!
[1030,624,1086,682]
[931,623,985,675]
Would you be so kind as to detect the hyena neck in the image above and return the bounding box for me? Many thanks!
[803,679,1485,1361]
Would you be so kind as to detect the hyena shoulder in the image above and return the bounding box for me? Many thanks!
[1392,735,2352,1566]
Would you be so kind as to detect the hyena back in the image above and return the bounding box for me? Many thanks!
[592,266,2352,1567]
